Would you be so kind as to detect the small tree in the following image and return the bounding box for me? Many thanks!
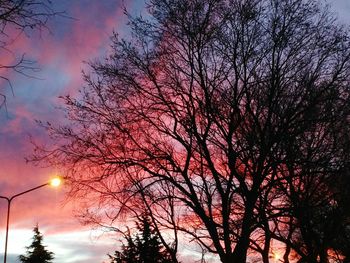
[19,225,54,263]
[109,215,175,263]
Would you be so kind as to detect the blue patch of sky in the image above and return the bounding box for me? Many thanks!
[327,0,350,25]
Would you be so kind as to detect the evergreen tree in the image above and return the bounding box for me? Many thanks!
[19,225,54,263]
[109,216,175,263]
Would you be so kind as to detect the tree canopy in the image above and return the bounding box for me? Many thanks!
[19,225,54,263]
[108,215,175,263]
[0,0,61,107]
[34,0,350,262]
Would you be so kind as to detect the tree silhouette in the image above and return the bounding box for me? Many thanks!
[0,0,62,108]
[33,0,350,262]
[108,215,175,263]
[19,225,54,263]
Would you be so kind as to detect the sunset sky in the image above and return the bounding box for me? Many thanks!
[0,1,349,262]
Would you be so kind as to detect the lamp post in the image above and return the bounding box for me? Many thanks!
[0,177,61,263]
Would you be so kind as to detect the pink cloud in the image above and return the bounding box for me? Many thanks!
[0,1,146,262]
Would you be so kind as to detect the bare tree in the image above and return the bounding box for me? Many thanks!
[32,0,350,262]
[0,0,61,107]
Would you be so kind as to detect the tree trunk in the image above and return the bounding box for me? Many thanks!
[231,196,256,263]
[283,243,291,263]
[261,209,271,263]
[319,248,329,263]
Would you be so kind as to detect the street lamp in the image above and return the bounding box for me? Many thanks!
[0,177,61,263]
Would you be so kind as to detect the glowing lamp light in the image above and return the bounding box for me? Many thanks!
[273,252,282,261]
[50,177,62,187]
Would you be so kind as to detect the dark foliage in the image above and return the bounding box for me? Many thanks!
[108,215,175,263]
[19,225,54,263]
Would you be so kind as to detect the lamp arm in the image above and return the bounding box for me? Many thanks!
[0,196,9,202]
[9,183,49,201]
[0,182,50,263]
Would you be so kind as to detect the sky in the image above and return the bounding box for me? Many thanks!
[0,1,349,263]
[0,1,145,262]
